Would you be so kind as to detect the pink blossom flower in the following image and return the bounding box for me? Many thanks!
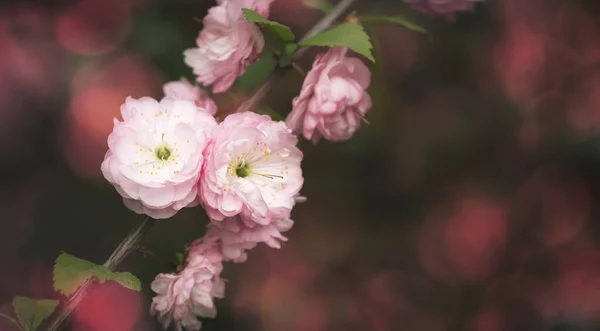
[199,112,304,225]
[286,47,372,143]
[150,250,225,331]
[402,0,483,18]
[184,0,274,93]
[207,215,295,262]
[163,78,218,116]
[151,193,302,329]
[101,96,216,219]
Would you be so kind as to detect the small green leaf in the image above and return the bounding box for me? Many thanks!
[359,16,431,40]
[53,252,97,296]
[235,50,277,91]
[242,8,295,43]
[302,0,333,13]
[13,296,59,331]
[53,252,142,297]
[278,43,298,67]
[109,272,141,292]
[299,23,374,62]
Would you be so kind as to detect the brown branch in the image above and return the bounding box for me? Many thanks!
[41,0,361,329]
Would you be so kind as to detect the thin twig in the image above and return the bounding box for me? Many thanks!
[41,1,361,329]
[0,313,24,331]
[41,217,156,331]
[291,62,306,76]
[138,246,179,269]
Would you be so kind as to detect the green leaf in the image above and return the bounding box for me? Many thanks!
[53,252,142,297]
[302,0,333,13]
[89,265,111,282]
[359,16,431,40]
[299,23,375,62]
[12,296,59,331]
[278,43,298,67]
[242,8,295,43]
[235,50,277,91]
[53,252,97,296]
[109,272,141,292]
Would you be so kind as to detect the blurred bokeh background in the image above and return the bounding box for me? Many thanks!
[3,0,600,330]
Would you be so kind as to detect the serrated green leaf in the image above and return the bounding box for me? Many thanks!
[53,253,141,296]
[359,16,431,40]
[302,0,333,13]
[278,43,298,67]
[89,265,111,283]
[109,272,141,292]
[299,23,374,62]
[242,8,295,43]
[235,50,277,91]
[53,252,97,296]
[13,296,59,331]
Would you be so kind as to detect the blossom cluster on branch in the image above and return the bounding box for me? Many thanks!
[97,0,487,329]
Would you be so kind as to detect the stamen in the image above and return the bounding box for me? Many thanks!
[255,173,284,180]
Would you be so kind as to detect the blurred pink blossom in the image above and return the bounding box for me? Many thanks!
[198,112,304,225]
[402,0,484,18]
[101,96,216,219]
[184,0,273,93]
[150,246,225,331]
[163,78,218,116]
[286,47,372,143]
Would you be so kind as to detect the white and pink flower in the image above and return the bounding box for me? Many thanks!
[101,96,216,219]
[163,78,218,116]
[199,112,304,225]
[184,0,274,93]
[286,47,372,143]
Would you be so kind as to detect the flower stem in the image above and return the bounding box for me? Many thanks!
[41,217,156,331]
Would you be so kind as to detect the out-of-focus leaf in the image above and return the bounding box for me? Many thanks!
[302,0,333,13]
[299,23,374,62]
[235,50,277,91]
[242,9,295,42]
[360,16,431,40]
[12,296,58,331]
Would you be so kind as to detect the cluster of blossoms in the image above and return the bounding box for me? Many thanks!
[102,86,304,329]
[149,214,297,330]
[100,0,485,329]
